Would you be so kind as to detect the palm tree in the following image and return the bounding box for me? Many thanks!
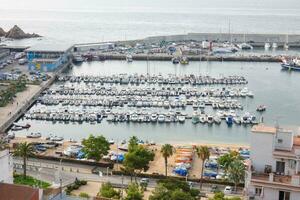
[160,144,174,176]
[13,142,35,177]
[196,146,210,190]
[227,159,246,192]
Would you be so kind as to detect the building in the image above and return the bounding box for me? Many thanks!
[0,183,39,200]
[25,44,72,72]
[0,48,10,60]
[0,149,13,183]
[245,124,300,200]
[73,42,115,52]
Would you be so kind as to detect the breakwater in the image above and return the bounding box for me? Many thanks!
[96,53,281,62]
[74,33,300,48]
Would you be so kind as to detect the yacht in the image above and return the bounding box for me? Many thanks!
[264,42,271,50]
[281,58,300,71]
[207,115,214,124]
[272,42,278,49]
[158,114,165,123]
[283,43,289,50]
[226,115,233,126]
[178,115,185,123]
[150,113,158,122]
[238,43,253,50]
[172,57,180,64]
[126,54,133,62]
[26,132,41,138]
[73,55,84,64]
[180,56,189,65]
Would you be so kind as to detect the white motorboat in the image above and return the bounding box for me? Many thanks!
[158,114,165,123]
[50,136,64,141]
[272,42,278,49]
[26,132,41,138]
[178,115,185,123]
[264,42,271,50]
[126,54,133,62]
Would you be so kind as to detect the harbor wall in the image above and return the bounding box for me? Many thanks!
[73,33,300,50]
[98,54,281,62]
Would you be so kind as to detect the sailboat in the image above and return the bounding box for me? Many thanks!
[283,34,289,50]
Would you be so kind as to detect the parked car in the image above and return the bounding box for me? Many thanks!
[224,186,232,194]
[140,178,149,184]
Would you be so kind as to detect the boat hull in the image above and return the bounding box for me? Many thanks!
[281,64,300,71]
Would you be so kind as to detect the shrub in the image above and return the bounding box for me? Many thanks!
[79,192,89,198]
[80,180,87,185]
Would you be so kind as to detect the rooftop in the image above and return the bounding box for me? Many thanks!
[251,124,277,134]
[26,43,73,53]
[0,183,39,200]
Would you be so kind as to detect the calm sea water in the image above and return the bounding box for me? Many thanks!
[12,61,300,145]
[1,0,300,44]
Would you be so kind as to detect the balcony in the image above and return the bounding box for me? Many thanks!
[251,172,300,190]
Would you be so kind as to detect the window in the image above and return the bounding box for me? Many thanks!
[279,191,290,200]
[289,160,296,169]
[278,139,283,143]
[255,187,262,196]
[276,161,285,175]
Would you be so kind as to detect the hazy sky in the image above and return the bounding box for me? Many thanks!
[1,0,300,12]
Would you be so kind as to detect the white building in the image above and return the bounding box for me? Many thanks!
[0,149,13,183]
[245,124,300,200]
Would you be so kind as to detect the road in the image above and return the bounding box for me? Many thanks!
[13,157,244,196]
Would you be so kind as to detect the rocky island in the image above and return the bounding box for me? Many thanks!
[0,25,41,39]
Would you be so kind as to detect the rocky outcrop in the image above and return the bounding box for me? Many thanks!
[0,28,6,37]
[2,25,41,39]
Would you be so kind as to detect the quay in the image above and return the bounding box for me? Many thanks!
[94,53,281,62]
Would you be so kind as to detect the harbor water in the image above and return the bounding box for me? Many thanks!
[12,60,300,145]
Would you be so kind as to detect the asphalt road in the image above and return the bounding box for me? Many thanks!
[13,157,244,196]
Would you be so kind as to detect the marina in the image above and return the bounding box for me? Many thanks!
[8,60,300,145]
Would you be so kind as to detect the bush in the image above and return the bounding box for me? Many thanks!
[72,184,80,190]
[99,182,120,199]
[80,180,87,185]
[79,192,89,198]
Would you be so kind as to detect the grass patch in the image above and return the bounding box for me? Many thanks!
[13,174,51,189]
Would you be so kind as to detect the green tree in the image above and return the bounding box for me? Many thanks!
[128,136,139,152]
[82,134,110,161]
[170,189,194,200]
[122,136,155,182]
[149,179,199,200]
[99,182,120,199]
[160,144,174,176]
[227,159,245,192]
[217,151,243,173]
[125,183,144,200]
[13,142,35,177]
[149,184,171,200]
[196,146,210,190]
